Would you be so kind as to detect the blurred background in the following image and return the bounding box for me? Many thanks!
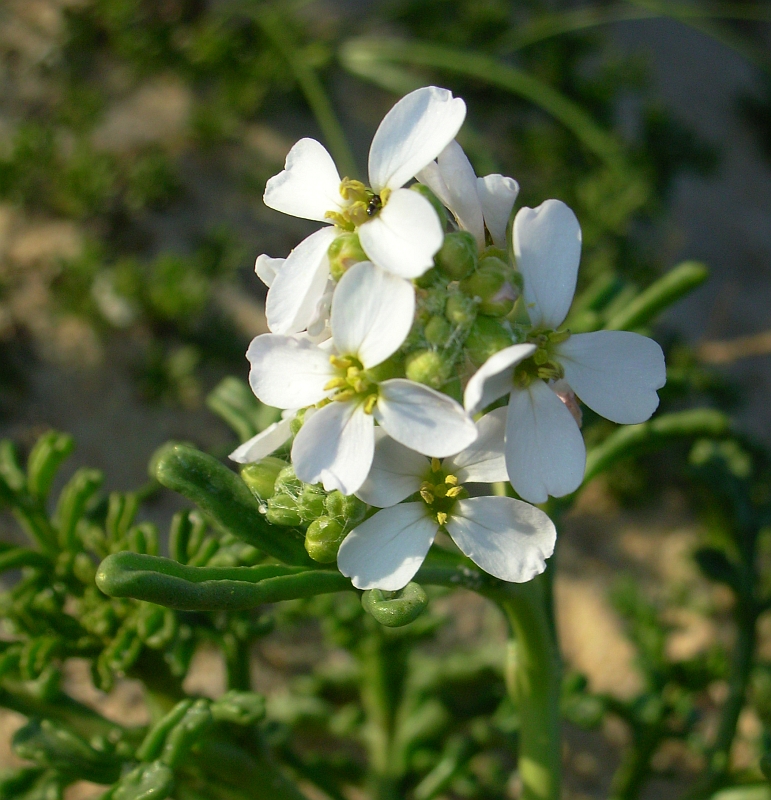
[0,1,770,797]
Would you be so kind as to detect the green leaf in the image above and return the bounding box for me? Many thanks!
[96,552,351,611]
[210,691,266,726]
[361,583,429,627]
[55,468,103,551]
[153,444,312,566]
[104,761,174,800]
[26,432,75,501]
[206,377,278,444]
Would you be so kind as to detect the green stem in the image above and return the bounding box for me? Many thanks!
[610,722,664,800]
[490,576,561,800]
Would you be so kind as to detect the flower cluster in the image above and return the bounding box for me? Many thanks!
[234,87,666,591]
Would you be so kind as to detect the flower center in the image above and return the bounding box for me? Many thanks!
[324,179,391,231]
[418,459,466,525]
[513,328,570,388]
[324,355,379,413]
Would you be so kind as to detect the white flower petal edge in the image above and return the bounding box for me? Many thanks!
[376,379,477,458]
[514,199,581,329]
[263,138,343,222]
[356,429,427,508]
[229,415,294,464]
[337,503,437,590]
[368,87,467,193]
[463,343,536,415]
[444,407,508,483]
[434,140,485,248]
[445,496,556,583]
[505,380,586,504]
[255,255,284,288]
[358,188,443,279]
[558,331,666,425]
[477,174,519,249]
[331,262,415,368]
[247,334,333,409]
[266,227,338,335]
[291,401,375,495]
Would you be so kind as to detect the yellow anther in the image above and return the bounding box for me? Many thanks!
[363,394,378,414]
[339,178,368,201]
[380,187,392,205]
[352,379,367,393]
[420,488,435,504]
[323,377,347,391]
[333,389,356,403]
[324,210,355,231]
[431,458,442,473]
[330,355,353,370]
[346,366,361,379]
[436,512,448,526]
[446,486,463,498]
[444,475,458,486]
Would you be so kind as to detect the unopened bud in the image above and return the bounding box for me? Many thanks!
[327,233,367,281]
[266,493,303,526]
[434,231,477,280]
[305,516,346,563]
[274,465,302,496]
[460,256,518,316]
[241,457,287,502]
[405,349,452,389]
[415,266,441,289]
[424,315,452,346]
[297,484,326,522]
[465,317,513,366]
[289,408,307,436]
[410,184,448,226]
[325,491,367,526]
[445,292,477,326]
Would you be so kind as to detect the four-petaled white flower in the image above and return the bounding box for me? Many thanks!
[246,261,477,495]
[464,199,667,504]
[417,139,519,250]
[337,409,557,590]
[261,87,467,335]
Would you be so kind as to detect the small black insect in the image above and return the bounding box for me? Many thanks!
[366,195,383,216]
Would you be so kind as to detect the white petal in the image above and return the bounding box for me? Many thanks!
[558,331,666,424]
[477,174,519,248]
[266,227,338,334]
[444,407,508,484]
[435,140,484,248]
[368,86,467,192]
[263,138,343,222]
[228,415,294,463]
[358,189,443,279]
[337,503,437,590]
[446,496,556,583]
[254,255,284,288]
[291,401,374,495]
[463,344,536,415]
[331,261,415,368]
[356,429,427,507]
[415,160,453,209]
[247,334,333,409]
[505,380,586,504]
[375,379,477,457]
[513,199,581,329]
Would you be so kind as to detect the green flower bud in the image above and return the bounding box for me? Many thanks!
[266,493,303,527]
[405,349,452,389]
[460,256,519,316]
[297,484,326,522]
[290,408,307,436]
[327,233,367,281]
[410,184,448,226]
[305,516,346,563]
[434,231,477,280]
[240,457,287,502]
[445,291,477,326]
[414,266,441,289]
[480,246,507,261]
[465,317,513,366]
[424,315,452,346]
[325,491,367,526]
[274,465,302,496]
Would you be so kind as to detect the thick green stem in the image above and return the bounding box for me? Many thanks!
[492,576,561,800]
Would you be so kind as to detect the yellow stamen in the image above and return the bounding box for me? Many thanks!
[444,475,458,486]
[330,355,353,370]
[446,486,463,498]
[420,488,434,504]
[333,389,356,403]
[324,210,355,231]
[431,458,442,473]
[380,187,392,205]
[323,377,347,391]
[363,394,378,414]
[436,512,448,525]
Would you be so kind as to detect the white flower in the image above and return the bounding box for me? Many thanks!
[464,199,667,504]
[336,409,556,590]
[417,139,519,250]
[262,87,467,334]
[246,261,477,495]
